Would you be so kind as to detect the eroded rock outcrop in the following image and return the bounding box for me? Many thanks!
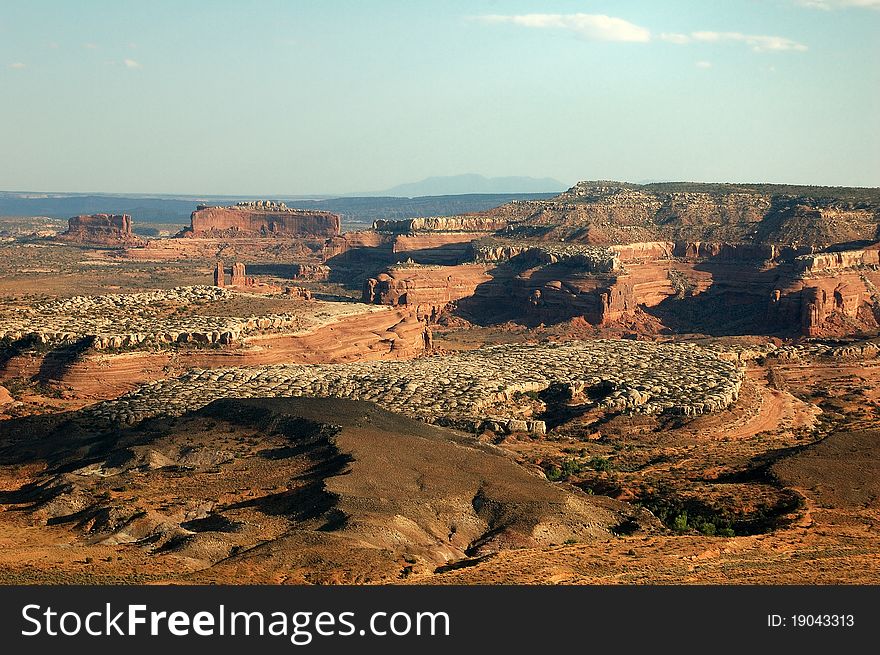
[58,214,146,247]
[213,260,225,287]
[0,286,303,350]
[363,262,493,318]
[179,201,340,239]
[292,263,331,281]
[284,286,313,300]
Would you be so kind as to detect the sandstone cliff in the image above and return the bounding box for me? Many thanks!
[363,263,492,319]
[373,215,509,233]
[179,201,340,239]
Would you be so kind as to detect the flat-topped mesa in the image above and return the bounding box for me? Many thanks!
[178,201,340,239]
[58,213,146,247]
[502,181,880,247]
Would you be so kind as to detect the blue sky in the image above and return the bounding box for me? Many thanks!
[1,0,878,195]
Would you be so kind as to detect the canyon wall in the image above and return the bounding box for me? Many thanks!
[373,215,509,233]
[363,264,493,319]
[362,235,880,337]
[794,248,880,275]
[333,182,880,336]
[323,231,391,260]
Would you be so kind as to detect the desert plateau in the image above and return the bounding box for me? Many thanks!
[0,181,879,585]
[2,2,878,600]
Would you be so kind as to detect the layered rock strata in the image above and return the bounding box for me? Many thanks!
[178,201,340,238]
[363,263,493,318]
[373,216,510,233]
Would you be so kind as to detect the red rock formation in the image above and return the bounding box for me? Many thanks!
[500,182,880,247]
[768,275,878,337]
[231,262,247,287]
[213,261,225,287]
[795,248,880,275]
[325,216,505,266]
[179,201,340,239]
[58,214,146,247]
[390,233,484,263]
[285,286,313,300]
[322,231,392,260]
[363,264,493,319]
[292,263,330,281]
[325,229,480,265]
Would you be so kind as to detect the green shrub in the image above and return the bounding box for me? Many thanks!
[673,512,689,532]
[587,456,613,472]
[545,465,563,481]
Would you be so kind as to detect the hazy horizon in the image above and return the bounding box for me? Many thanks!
[3,173,880,201]
[2,1,879,195]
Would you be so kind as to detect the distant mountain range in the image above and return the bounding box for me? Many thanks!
[369,174,566,197]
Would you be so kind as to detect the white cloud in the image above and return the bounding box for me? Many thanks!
[695,60,712,69]
[476,13,651,42]
[476,14,807,53]
[8,62,26,69]
[795,0,880,9]
[123,58,141,68]
[690,31,807,52]
[660,32,691,44]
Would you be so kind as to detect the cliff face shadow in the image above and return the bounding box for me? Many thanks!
[644,260,800,337]
[453,255,808,336]
[0,335,40,372]
[326,242,483,292]
[325,248,398,290]
[453,259,532,326]
[391,241,475,266]
[36,337,95,384]
[243,263,300,278]
[0,411,109,468]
